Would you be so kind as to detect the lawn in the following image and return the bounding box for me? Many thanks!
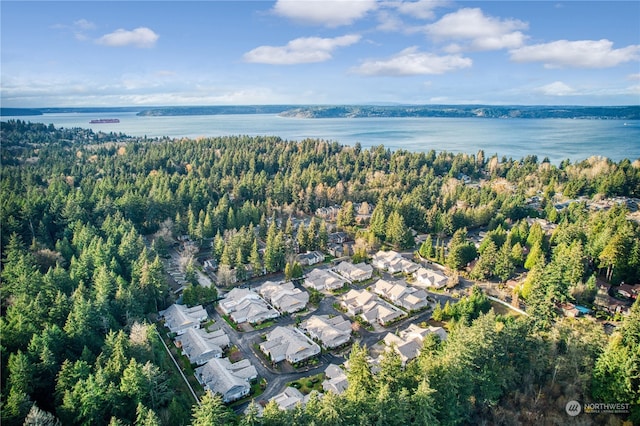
[331,285,352,296]
[221,314,240,331]
[288,373,325,394]
[253,320,276,330]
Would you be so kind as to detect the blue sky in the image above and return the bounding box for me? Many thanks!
[1,0,639,107]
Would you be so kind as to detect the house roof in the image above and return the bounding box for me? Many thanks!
[388,283,409,299]
[373,250,402,262]
[383,324,447,364]
[343,289,404,324]
[426,326,448,341]
[272,387,305,411]
[260,327,321,363]
[271,288,308,313]
[395,339,422,362]
[413,267,448,288]
[617,283,640,298]
[372,279,395,295]
[304,268,346,291]
[195,357,256,399]
[334,261,373,280]
[324,364,345,379]
[159,304,207,333]
[322,364,348,395]
[230,298,279,324]
[219,288,261,314]
[259,281,309,313]
[175,327,229,364]
[298,251,324,262]
[301,315,351,348]
[372,279,428,311]
[274,293,308,312]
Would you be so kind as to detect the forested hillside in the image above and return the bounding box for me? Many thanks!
[1,120,639,425]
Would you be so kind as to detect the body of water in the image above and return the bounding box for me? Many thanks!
[5,112,640,164]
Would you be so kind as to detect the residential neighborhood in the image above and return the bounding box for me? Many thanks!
[153,216,640,422]
[155,234,459,414]
[150,195,639,422]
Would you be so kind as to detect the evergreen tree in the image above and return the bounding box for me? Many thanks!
[592,299,640,423]
[249,239,262,276]
[240,401,261,426]
[447,229,477,271]
[524,240,544,271]
[432,302,444,321]
[307,219,319,251]
[370,203,387,241]
[135,403,160,426]
[413,378,440,425]
[318,220,328,251]
[386,211,414,249]
[296,222,309,253]
[494,240,515,282]
[190,391,235,426]
[419,234,434,258]
[510,241,524,267]
[345,342,374,404]
[471,240,497,281]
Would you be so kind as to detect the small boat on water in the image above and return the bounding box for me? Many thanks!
[90,118,120,124]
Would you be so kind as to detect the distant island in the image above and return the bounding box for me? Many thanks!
[277,105,640,120]
[2,104,639,120]
[136,104,640,119]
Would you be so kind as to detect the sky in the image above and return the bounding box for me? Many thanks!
[1,0,639,107]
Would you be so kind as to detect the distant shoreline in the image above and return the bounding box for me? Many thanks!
[2,104,639,120]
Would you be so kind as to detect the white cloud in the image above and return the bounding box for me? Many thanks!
[535,81,576,96]
[392,0,446,20]
[352,46,472,76]
[425,8,528,51]
[376,10,405,32]
[627,85,640,95]
[510,39,640,68]
[0,73,298,107]
[273,0,377,26]
[628,73,640,81]
[244,34,361,65]
[74,19,96,31]
[51,18,97,41]
[97,27,159,48]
